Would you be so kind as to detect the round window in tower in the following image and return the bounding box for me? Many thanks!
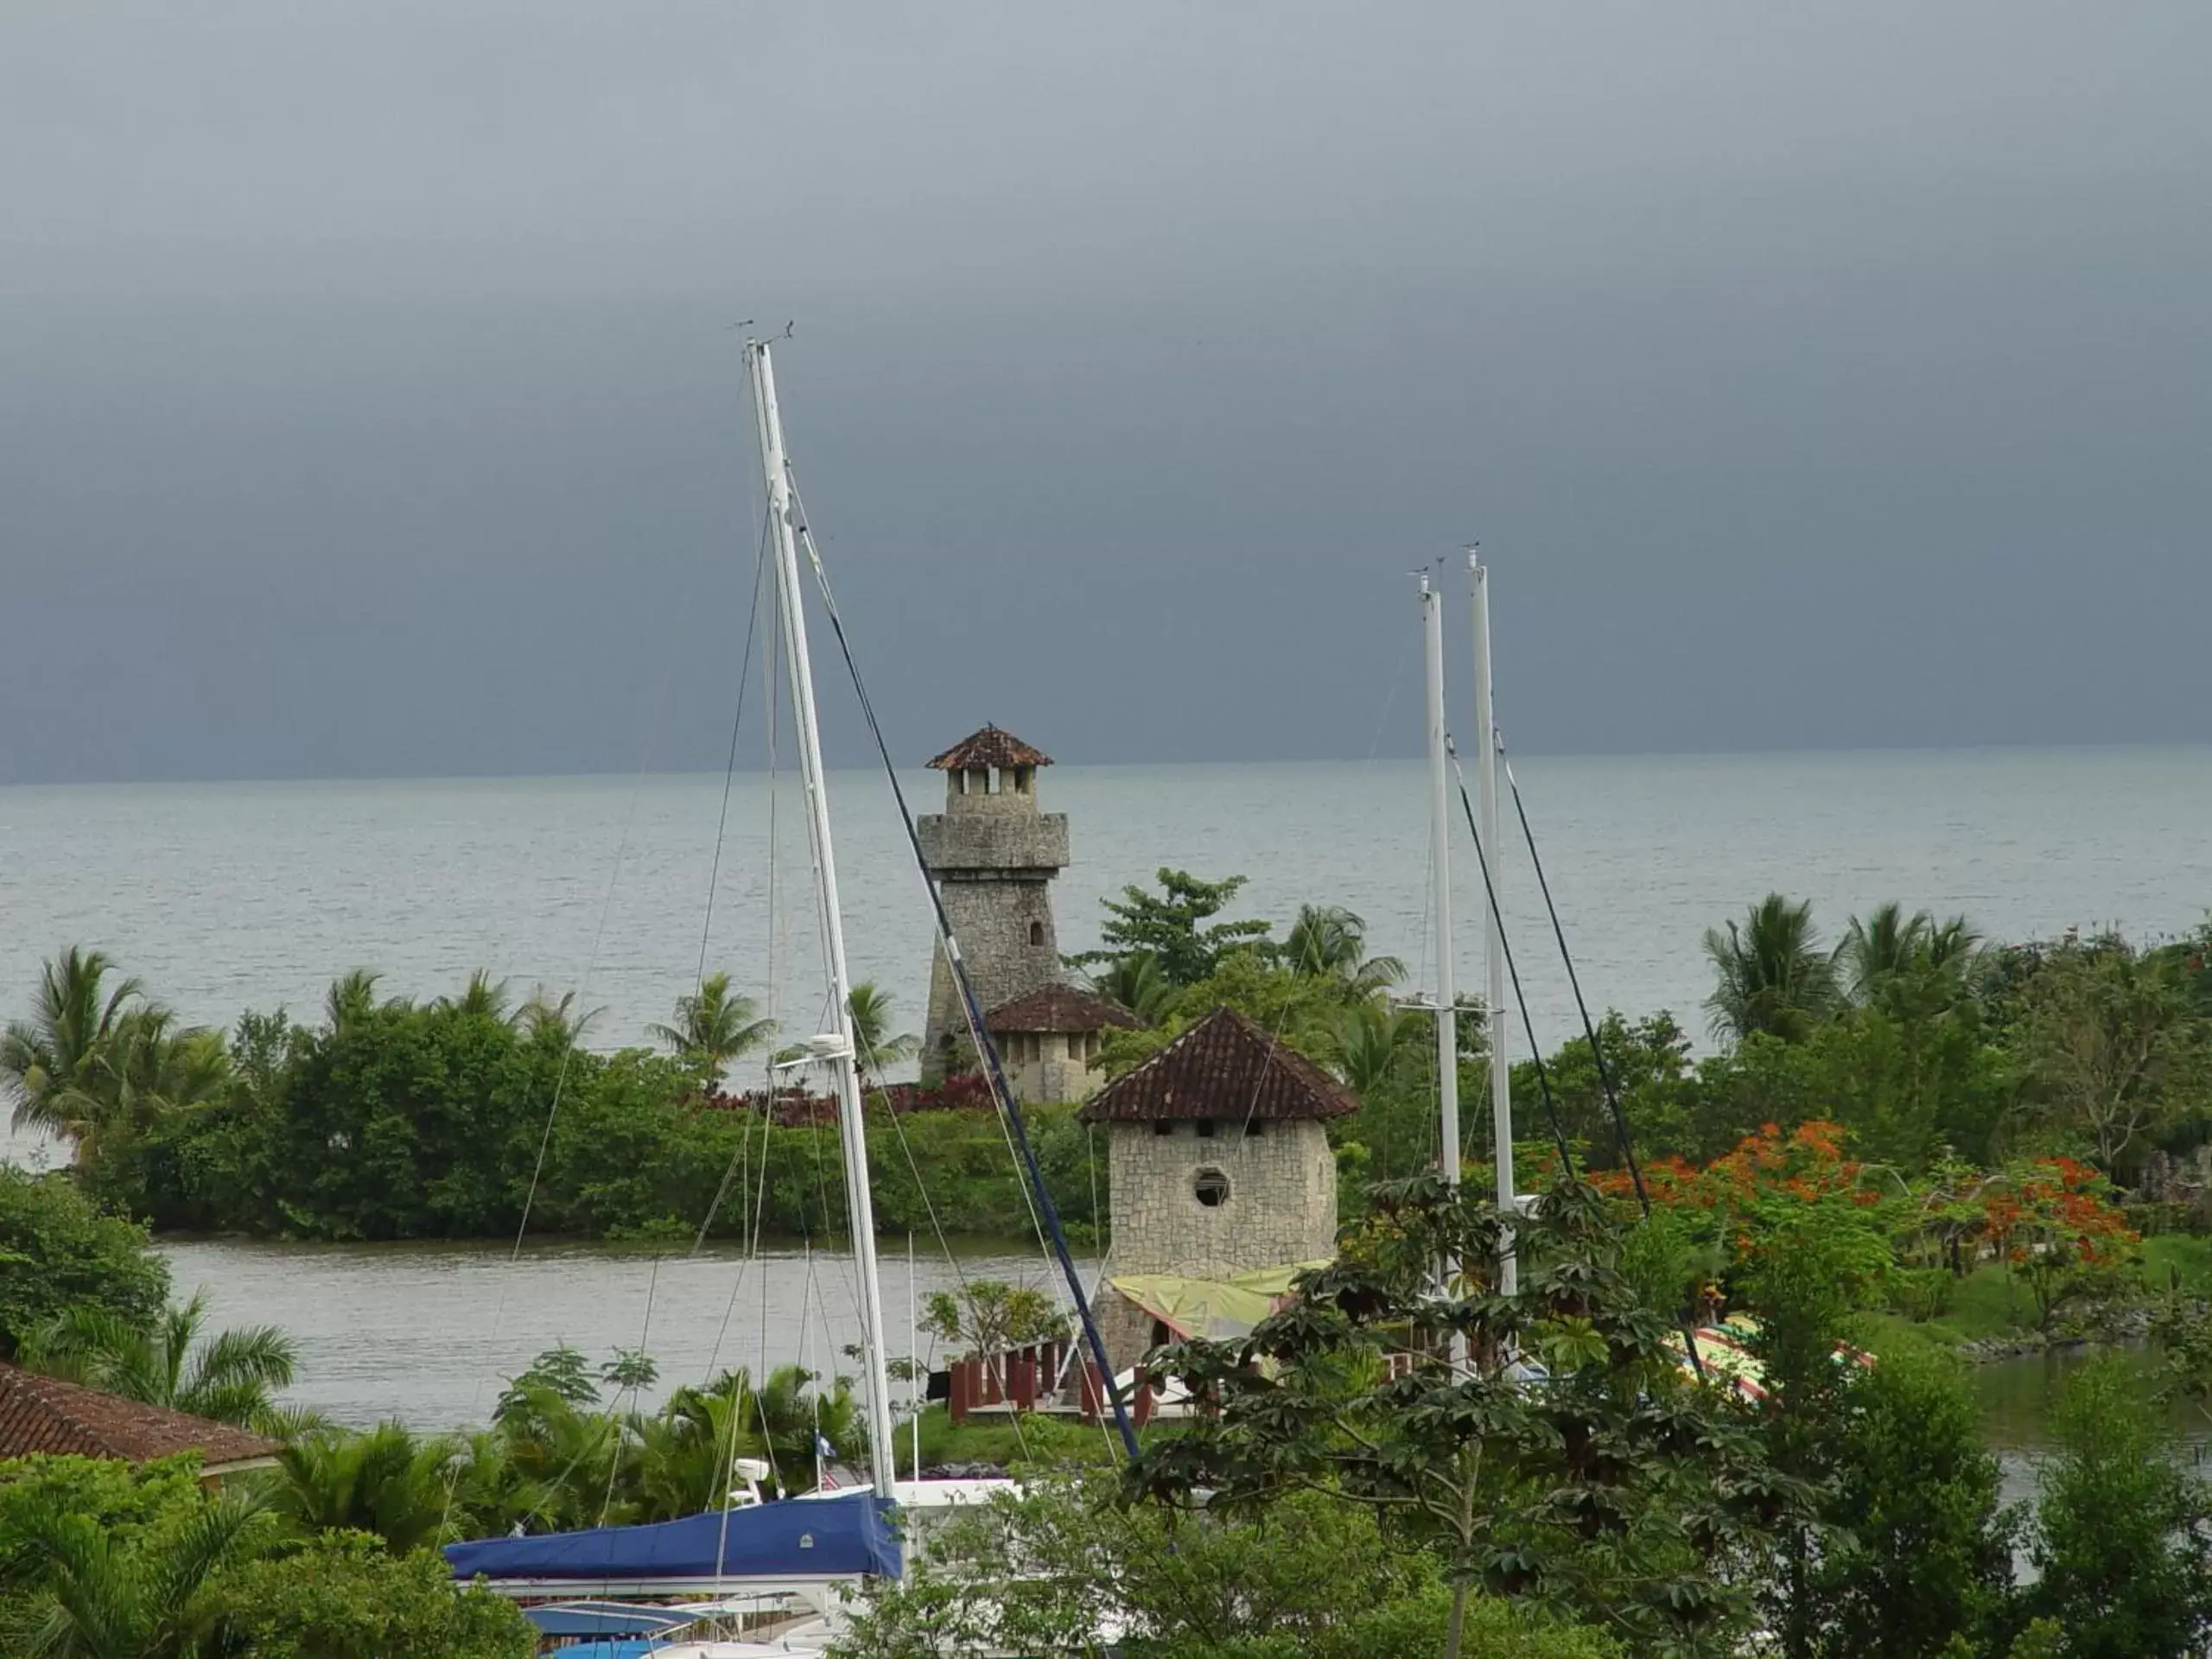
[1193,1167,1230,1209]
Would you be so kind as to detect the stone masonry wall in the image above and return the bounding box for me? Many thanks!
[917,797,1069,1078]
[1105,1119,1338,1279]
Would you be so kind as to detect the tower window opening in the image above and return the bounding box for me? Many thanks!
[1030,921,1045,947]
[1153,1120,1174,1137]
[1193,1167,1230,1208]
[1196,1118,1217,1140]
[1244,1117,1264,1137]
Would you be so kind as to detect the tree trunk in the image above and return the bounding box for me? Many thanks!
[1444,1580,1469,1659]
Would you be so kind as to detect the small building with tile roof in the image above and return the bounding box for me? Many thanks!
[984,984,1142,1105]
[917,724,1071,1079]
[1079,1007,1352,1281]
[0,1363,280,1478]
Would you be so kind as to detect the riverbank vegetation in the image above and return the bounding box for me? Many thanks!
[8,879,2212,1650]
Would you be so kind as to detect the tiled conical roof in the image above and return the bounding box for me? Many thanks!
[927,726,1052,771]
[985,984,1143,1035]
[1077,1007,1357,1124]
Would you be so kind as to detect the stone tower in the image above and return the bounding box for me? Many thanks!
[918,725,1069,1080]
[1077,1007,1353,1279]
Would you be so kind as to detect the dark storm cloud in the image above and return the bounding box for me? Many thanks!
[3,3,2207,782]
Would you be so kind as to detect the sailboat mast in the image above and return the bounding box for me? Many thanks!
[1469,551,1516,1294]
[745,339,899,1502]
[1420,573,1461,1187]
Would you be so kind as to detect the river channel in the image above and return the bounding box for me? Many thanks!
[163,1236,2212,1502]
[162,1236,1090,1431]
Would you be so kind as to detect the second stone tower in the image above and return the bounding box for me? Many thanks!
[916,725,1068,1080]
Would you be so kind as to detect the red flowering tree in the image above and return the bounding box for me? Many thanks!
[1980,1156,2139,1330]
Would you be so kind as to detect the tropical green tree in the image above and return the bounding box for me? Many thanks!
[2017,935,2207,1173]
[623,1373,760,1521]
[22,1292,298,1434]
[264,1423,464,1554]
[0,1483,270,1659]
[1702,894,1841,1045]
[1084,950,1173,1023]
[435,969,512,1022]
[1071,868,1274,988]
[1,950,227,1164]
[322,969,389,1033]
[920,1279,1065,1358]
[1839,902,1932,1003]
[834,1474,1617,1659]
[1131,1173,1807,1656]
[0,1167,169,1360]
[515,985,599,1045]
[650,972,776,1088]
[848,982,918,1083]
[2024,1356,2212,1656]
[1,947,144,1146]
[200,1530,534,1659]
[1806,1341,2017,1657]
[1282,904,1406,995]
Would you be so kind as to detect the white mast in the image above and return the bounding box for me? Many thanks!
[1420,574,1460,1189]
[745,338,898,1502]
[1470,550,1516,1294]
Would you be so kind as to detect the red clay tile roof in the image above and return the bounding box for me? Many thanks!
[0,1363,281,1468]
[927,725,1053,771]
[1077,1007,1357,1124]
[985,983,1144,1035]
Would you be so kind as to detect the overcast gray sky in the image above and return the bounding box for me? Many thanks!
[3,3,2207,783]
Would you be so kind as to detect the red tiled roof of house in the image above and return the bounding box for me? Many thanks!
[0,1363,280,1470]
[985,983,1144,1035]
[1077,1006,1357,1124]
[926,725,1053,771]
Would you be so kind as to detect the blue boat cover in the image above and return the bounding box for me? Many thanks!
[522,1602,699,1637]
[444,1493,901,1586]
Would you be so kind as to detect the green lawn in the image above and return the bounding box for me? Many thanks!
[905,1404,1130,1476]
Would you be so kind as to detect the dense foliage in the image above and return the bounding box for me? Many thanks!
[833,1475,1617,1659]
[0,1165,168,1358]
[0,1455,533,1659]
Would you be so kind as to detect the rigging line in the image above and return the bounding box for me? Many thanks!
[783,488,1139,1460]
[693,502,776,999]
[596,1255,662,1529]
[1497,741,1649,1211]
[507,652,681,1263]
[1446,747,1575,1179]
[869,1046,1037,1467]
[1494,740,1706,1384]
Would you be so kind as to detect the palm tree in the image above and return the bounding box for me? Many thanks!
[3,1486,269,1659]
[1088,951,1173,1024]
[2,947,144,1147]
[265,1422,465,1554]
[516,985,601,1045]
[847,983,918,1084]
[1283,905,1405,996]
[23,1292,298,1434]
[624,1373,764,1521]
[437,969,512,1022]
[323,969,386,1033]
[1923,913,1984,977]
[1840,902,1932,1003]
[649,972,775,1089]
[1326,999,1410,1098]
[1701,893,1840,1045]
[1,951,226,1161]
[752,1363,857,1492]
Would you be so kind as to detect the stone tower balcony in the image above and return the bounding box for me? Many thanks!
[918,724,1067,875]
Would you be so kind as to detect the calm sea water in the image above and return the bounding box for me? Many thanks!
[5,747,2211,1428]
